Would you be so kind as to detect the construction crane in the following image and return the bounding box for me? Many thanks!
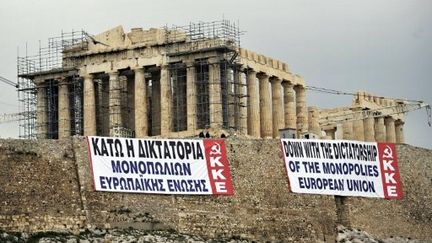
[0,112,24,124]
[0,75,18,88]
[319,100,431,127]
[0,76,21,125]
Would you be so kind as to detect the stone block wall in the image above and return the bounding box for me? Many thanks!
[0,138,431,241]
[0,139,84,232]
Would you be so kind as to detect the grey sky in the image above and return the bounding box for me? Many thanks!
[0,0,431,148]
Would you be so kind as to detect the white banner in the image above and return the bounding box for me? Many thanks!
[280,139,403,199]
[87,136,234,195]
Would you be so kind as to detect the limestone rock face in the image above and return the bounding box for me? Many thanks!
[0,138,431,242]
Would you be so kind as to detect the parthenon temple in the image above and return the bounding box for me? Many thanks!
[17,21,405,142]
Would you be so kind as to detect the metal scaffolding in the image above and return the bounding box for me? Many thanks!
[166,19,245,134]
[170,62,188,132]
[17,30,88,139]
[16,20,246,139]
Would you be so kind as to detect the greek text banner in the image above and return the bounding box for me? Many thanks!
[87,136,234,195]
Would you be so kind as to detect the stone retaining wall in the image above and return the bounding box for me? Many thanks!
[0,138,431,241]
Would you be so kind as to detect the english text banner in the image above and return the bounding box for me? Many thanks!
[280,139,403,199]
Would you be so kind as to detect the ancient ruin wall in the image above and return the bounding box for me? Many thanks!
[0,139,85,232]
[0,138,431,241]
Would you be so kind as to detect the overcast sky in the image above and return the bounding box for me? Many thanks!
[0,0,431,148]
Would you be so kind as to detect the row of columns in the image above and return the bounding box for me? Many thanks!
[36,78,72,139]
[339,116,405,143]
[80,65,197,137]
[246,69,307,138]
[36,62,308,139]
[81,69,150,137]
[36,68,405,143]
[36,71,132,139]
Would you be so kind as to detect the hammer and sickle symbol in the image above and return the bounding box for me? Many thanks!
[383,145,393,159]
[209,142,222,155]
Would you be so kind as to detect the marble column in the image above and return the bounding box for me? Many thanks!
[325,128,336,140]
[342,121,353,140]
[126,75,135,133]
[353,111,365,141]
[307,106,321,136]
[83,74,96,136]
[395,120,405,143]
[271,77,284,138]
[232,68,239,130]
[282,81,296,130]
[160,65,172,136]
[246,69,260,137]
[294,85,307,136]
[335,123,343,139]
[120,75,129,129]
[36,81,48,139]
[228,67,236,129]
[58,78,70,139]
[258,73,272,138]
[209,62,222,128]
[134,67,148,137]
[374,117,386,142]
[108,71,122,136]
[239,71,248,134]
[385,117,396,143]
[186,63,197,132]
[363,117,375,142]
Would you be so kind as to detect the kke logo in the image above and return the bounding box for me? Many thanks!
[378,143,403,199]
[210,142,222,156]
[209,142,227,192]
[204,140,234,195]
[383,145,393,159]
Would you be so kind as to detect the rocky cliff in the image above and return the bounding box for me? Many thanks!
[0,138,431,242]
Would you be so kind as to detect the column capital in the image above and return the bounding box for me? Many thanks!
[186,65,196,71]
[186,62,196,70]
[81,73,94,80]
[107,70,119,77]
[108,72,119,83]
[245,66,255,72]
[158,64,170,70]
[282,80,294,87]
[395,119,405,125]
[35,81,45,88]
[208,57,221,65]
[118,75,128,81]
[270,76,282,84]
[183,60,195,67]
[232,63,244,72]
[384,116,395,123]
[293,84,305,91]
[56,77,69,86]
[131,66,144,72]
[245,68,257,77]
[33,76,45,85]
[282,79,294,87]
[256,72,269,79]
